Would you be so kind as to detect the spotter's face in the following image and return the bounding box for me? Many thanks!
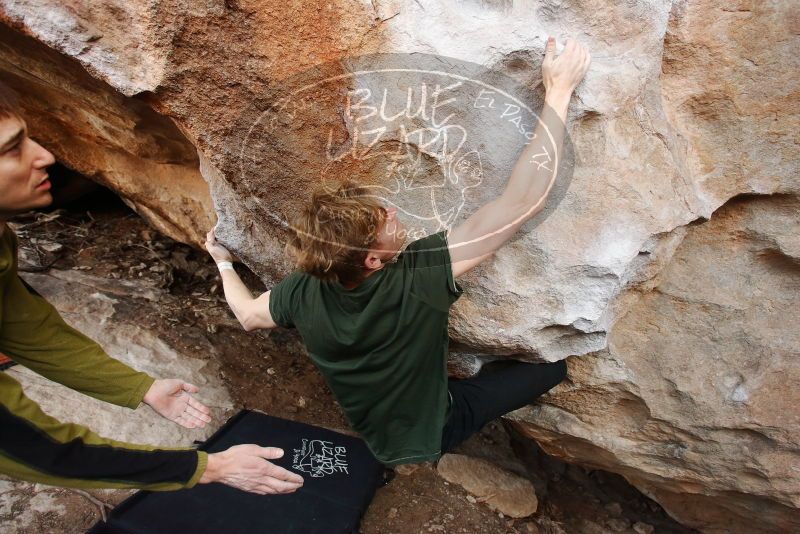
[0,117,55,218]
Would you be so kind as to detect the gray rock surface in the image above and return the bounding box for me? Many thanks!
[13,270,233,444]
[510,194,800,533]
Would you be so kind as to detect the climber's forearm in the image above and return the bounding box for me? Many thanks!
[447,88,573,267]
[497,88,570,211]
[219,269,256,326]
[206,230,276,331]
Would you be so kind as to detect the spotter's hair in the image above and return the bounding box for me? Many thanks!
[286,180,386,286]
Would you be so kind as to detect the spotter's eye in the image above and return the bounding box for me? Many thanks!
[4,143,21,156]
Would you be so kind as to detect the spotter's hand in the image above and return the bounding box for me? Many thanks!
[143,379,212,429]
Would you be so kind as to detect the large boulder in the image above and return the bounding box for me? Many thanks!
[0,1,796,531]
[510,193,800,533]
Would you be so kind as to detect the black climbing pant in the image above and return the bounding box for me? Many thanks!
[440,359,567,453]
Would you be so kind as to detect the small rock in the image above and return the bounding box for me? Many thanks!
[605,517,630,532]
[266,367,276,375]
[466,495,476,504]
[40,241,63,253]
[578,519,612,534]
[525,523,540,534]
[296,396,307,408]
[393,463,420,476]
[438,454,537,518]
[387,507,398,519]
[633,521,654,534]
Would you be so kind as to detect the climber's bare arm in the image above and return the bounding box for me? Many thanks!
[448,37,590,278]
[220,274,277,331]
[446,91,569,277]
[205,230,278,331]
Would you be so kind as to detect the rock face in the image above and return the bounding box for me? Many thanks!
[510,193,800,533]
[0,1,797,532]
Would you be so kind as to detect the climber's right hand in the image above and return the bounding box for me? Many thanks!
[542,37,591,95]
[205,229,234,263]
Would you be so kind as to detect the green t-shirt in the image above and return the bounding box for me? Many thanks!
[269,230,463,465]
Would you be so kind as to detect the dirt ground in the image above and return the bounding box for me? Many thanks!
[5,188,695,534]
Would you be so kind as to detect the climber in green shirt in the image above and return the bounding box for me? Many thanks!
[0,88,303,494]
[207,38,590,465]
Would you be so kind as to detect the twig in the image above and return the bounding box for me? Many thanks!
[66,488,113,522]
[9,211,63,231]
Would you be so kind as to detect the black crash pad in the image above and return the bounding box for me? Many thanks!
[88,410,387,534]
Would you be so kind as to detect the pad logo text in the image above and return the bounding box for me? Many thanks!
[292,438,349,478]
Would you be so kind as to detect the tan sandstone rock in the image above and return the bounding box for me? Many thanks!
[0,0,797,531]
[0,20,212,246]
[437,453,538,518]
[509,193,800,533]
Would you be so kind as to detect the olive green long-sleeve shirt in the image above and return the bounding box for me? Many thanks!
[0,224,207,490]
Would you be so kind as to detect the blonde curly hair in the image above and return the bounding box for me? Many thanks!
[286,180,386,286]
